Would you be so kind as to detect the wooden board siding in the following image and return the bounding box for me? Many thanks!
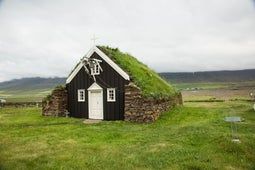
[67,67,93,118]
[67,52,129,120]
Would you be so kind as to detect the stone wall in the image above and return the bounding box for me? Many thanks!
[124,84,182,123]
[42,87,67,117]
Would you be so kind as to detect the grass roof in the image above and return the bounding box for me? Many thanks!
[98,46,178,98]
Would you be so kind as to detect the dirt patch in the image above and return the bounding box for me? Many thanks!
[83,119,102,124]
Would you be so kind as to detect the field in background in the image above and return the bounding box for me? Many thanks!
[182,87,255,102]
[0,89,52,103]
[173,81,255,90]
[1,101,255,169]
[174,82,255,102]
[0,77,65,103]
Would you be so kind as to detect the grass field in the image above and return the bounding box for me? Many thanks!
[178,82,255,102]
[0,89,52,103]
[182,87,255,102]
[173,81,255,90]
[1,101,255,169]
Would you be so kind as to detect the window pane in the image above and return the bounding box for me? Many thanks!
[107,88,115,102]
[78,89,85,102]
[91,64,100,75]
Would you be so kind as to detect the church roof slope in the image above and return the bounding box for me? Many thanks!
[98,46,178,98]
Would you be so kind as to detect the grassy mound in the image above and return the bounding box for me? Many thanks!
[98,46,177,98]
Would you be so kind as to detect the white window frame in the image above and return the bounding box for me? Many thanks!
[107,88,116,102]
[91,64,100,75]
[78,89,85,102]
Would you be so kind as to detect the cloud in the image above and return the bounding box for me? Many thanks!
[0,0,255,82]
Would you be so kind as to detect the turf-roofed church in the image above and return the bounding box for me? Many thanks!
[66,46,129,120]
[64,45,182,122]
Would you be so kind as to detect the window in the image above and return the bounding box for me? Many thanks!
[91,64,100,75]
[107,88,116,102]
[78,89,85,102]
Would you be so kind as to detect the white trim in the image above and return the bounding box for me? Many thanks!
[93,46,130,80]
[87,82,103,91]
[66,46,130,84]
[88,83,103,119]
[66,63,83,84]
[107,88,116,102]
[77,89,85,102]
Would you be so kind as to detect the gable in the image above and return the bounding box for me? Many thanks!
[87,82,102,91]
[66,46,130,84]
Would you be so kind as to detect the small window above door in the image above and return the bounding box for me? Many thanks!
[91,64,100,75]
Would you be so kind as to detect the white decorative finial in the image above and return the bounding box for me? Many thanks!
[91,34,98,45]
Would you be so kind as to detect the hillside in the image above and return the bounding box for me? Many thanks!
[159,69,255,84]
[0,77,66,92]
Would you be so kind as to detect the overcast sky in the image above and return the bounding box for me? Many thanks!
[0,0,255,82]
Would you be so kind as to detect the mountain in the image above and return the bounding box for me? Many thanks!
[159,69,255,84]
[0,77,66,91]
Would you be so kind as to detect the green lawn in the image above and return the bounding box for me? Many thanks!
[0,101,255,169]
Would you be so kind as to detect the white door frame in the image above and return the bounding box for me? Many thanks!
[88,83,103,119]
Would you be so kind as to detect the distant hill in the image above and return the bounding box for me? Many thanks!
[0,77,66,91]
[159,69,255,84]
[0,69,255,92]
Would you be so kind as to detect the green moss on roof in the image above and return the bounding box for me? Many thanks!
[98,46,178,98]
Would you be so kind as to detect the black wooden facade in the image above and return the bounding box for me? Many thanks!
[66,49,129,120]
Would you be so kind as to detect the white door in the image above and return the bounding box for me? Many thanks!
[89,90,103,119]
